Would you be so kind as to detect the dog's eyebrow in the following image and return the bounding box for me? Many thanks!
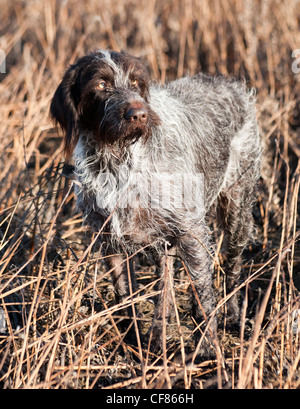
[94,50,135,88]
[94,66,115,80]
[95,50,122,76]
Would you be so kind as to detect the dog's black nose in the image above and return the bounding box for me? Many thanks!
[124,107,148,123]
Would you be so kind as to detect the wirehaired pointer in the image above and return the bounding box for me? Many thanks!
[51,50,261,355]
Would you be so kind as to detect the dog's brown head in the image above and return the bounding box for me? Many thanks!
[50,50,160,157]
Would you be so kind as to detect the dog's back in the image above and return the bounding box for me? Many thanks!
[145,74,260,207]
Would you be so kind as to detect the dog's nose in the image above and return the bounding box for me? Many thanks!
[124,107,148,123]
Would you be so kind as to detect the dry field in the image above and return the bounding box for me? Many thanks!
[0,0,299,389]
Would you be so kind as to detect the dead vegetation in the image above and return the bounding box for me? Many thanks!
[0,0,299,389]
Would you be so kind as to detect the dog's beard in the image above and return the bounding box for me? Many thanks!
[91,98,160,151]
[99,117,150,149]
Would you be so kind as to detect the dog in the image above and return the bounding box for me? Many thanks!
[50,49,261,356]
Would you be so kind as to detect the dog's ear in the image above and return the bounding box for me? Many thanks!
[50,64,81,158]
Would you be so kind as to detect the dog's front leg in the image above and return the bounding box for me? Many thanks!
[178,229,218,358]
[150,246,176,353]
[102,246,140,345]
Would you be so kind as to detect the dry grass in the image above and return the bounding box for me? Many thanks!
[0,0,299,389]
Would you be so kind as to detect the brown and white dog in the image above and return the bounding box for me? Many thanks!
[51,49,261,355]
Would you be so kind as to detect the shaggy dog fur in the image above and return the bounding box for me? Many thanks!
[50,49,261,355]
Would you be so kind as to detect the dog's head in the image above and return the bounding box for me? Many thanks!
[50,50,161,157]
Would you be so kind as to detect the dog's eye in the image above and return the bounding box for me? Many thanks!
[131,79,138,87]
[96,81,107,91]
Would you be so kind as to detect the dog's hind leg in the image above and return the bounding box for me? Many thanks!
[218,162,260,328]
